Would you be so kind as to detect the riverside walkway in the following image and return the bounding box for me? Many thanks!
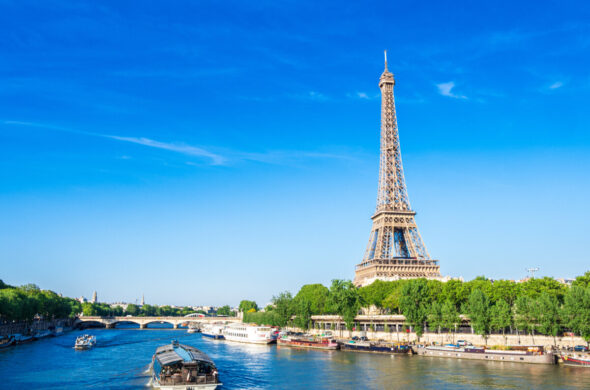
[75,315,240,329]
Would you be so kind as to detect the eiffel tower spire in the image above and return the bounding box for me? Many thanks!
[354,53,441,287]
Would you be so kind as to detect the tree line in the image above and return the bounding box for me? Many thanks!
[0,279,219,322]
[241,271,590,344]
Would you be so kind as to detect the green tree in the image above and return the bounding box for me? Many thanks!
[272,292,295,327]
[441,299,460,343]
[126,304,140,316]
[514,295,537,343]
[294,284,331,314]
[358,280,395,310]
[427,301,443,335]
[327,280,361,333]
[399,279,430,340]
[536,292,561,346]
[294,299,312,331]
[489,299,512,343]
[572,271,590,289]
[238,300,258,313]
[216,305,232,316]
[467,289,491,344]
[562,286,590,343]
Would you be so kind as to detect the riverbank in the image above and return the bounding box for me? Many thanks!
[301,328,587,349]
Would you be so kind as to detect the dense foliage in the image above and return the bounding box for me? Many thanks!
[0,282,80,321]
[243,272,590,343]
[0,279,208,322]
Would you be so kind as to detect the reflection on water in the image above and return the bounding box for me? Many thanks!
[0,328,589,389]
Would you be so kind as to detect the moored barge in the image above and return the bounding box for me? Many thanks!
[151,340,220,389]
[416,344,555,365]
[339,340,413,354]
[278,332,339,350]
[560,352,590,367]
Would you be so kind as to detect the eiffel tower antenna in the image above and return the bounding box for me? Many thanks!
[354,52,441,287]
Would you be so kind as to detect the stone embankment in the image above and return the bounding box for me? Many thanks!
[305,329,587,348]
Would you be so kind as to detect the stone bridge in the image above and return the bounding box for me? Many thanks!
[75,316,240,329]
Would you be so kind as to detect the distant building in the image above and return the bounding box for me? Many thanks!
[77,296,87,303]
[110,302,129,311]
[91,291,97,304]
[141,294,145,306]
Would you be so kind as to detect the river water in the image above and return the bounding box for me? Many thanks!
[1,327,590,389]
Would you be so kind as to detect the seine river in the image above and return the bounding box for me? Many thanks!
[1,327,590,389]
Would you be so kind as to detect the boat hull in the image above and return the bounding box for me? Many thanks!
[224,336,274,344]
[278,339,339,350]
[417,347,555,365]
[339,342,412,354]
[561,354,590,367]
[152,379,221,390]
[202,333,224,340]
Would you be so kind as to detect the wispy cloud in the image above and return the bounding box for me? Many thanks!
[3,120,357,167]
[436,81,467,99]
[3,120,225,165]
[548,81,564,90]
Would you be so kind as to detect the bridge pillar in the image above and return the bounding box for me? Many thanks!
[106,323,114,329]
[140,323,146,329]
[173,323,179,329]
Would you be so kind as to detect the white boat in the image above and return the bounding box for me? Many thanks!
[222,323,275,344]
[74,334,97,350]
[187,324,200,334]
[201,324,225,340]
[151,340,221,389]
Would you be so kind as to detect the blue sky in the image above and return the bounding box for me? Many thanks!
[1,1,589,306]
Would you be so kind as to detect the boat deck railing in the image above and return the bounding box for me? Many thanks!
[160,374,218,386]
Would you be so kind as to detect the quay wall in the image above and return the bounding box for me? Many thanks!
[303,328,587,348]
[0,318,73,337]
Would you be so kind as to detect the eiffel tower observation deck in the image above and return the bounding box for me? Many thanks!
[354,52,441,287]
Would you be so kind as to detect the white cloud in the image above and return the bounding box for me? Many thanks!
[3,120,225,165]
[436,81,467,99]
[105,135,225,165]
[357,92,369,99]
[549,81,564,89]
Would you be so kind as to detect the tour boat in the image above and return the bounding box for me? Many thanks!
[74,334,97,350]
[150,340,221,389]
[0,336,15,349]
[222,323,275,344]
[416,344,555,364]
[278,332,339,350]
[339,340,413,354]
[201,324,225,340]
[560,352,590,367]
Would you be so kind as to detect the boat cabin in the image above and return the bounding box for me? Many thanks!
[152,341,219,387]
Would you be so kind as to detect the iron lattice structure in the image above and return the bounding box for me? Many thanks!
[354,52,441,287]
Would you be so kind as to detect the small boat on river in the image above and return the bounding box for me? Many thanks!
[187,324,200,334]
[560,352,590,367]
[150,340,221,389]
[416,344,555,365]
[339,340,413,354]
[278,332,339,350]
[201,324,225,340]
[74,334,96,350]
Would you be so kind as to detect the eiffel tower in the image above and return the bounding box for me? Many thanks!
[354,52,441,287]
